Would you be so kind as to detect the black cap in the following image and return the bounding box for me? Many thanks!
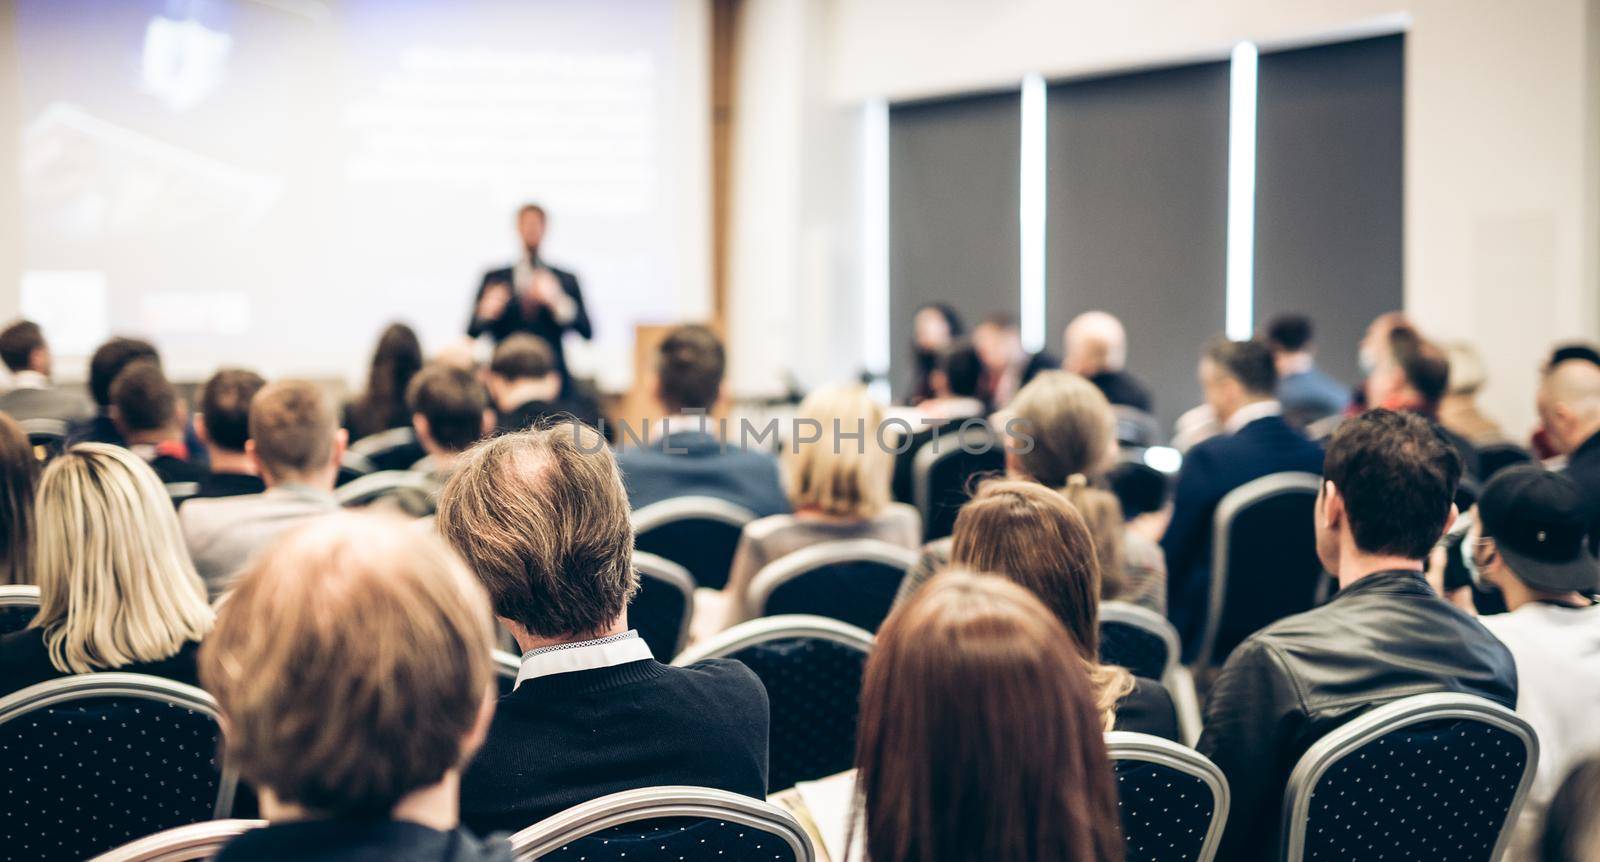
[1478,465,1600,593]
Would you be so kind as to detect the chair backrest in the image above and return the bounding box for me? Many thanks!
[1107,731,1229,862]
[1114,405,1165,449]
[1280,693,1538,862]
[333,469,439,511]
[337,450,378,486]
[675,616,873,793]
[0,673,239,862]
[632,496,759,591]
[508,785,816,862]
[89,819,265,862]
[1098,600,1179,683]
[165,481,201,508]
[347,426,425,472]
[1197,472,1323,669]
[631,552,695,660]
[745,539,920,632]
[0,583,41,635]
[911,422,1006,541]
[1475,442,1534,480]
[20,417,69,463]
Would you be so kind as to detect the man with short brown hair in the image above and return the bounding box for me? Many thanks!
[193,368,267,499]
[202,512,510,862]
[484,334,601,432]
[438,423,770,832]
[109,359,206,484]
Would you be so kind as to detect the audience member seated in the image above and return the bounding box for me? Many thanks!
[193,369,268,499]
[1264,313,1348,427]
[904,302,963,406]
[0,444,213,697]
[180,380,345,595]
[0,414,37,586]
[1464,466,1600,857]
[343,322,424,442]
[1162,337,1324,657]
[973,312,1055,410]
[408,363,493,480]
[897,370,1168,614]
[1199,409,1516,862]
[1063,309,1154,414]
[1438,341,1507,446]
[485,334,602,433]
[1364,324,1482,476]
[779,572,1122,862]
[1351,310,1412,411]
[615,324,788,516]
[1540,758,1600,862]
[68,336,159,446]
[891,340,985,504]
[720,385,920,629]
[950,480,1179,740]
[1538,358,1600,515]
[0,319,94,424]
[109,360,206,485]
[436,424,771,832]
[202,514,512,862]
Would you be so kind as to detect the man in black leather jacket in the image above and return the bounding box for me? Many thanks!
[1198,409,1517,862]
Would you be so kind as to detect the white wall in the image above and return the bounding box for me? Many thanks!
[728,0,1600,435]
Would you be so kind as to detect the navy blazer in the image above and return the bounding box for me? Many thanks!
[1162,414,1325,659]
[616,431,791,518]
[467,262,592,379]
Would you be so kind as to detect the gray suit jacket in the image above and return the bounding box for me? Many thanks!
[179,485,339,596]
[0,385,95,425]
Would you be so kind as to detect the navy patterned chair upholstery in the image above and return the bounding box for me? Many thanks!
[508,786,815,862]
[89,819,265,862]
[1099,601,1203,745]
[675,616,873,793]
[745,540,920,633]
[0,584,40,635]
[0,673,238,862]
[912,422,1006,541]
[633,497,760,591]
[1280,693,1538,862]
[631,553,695,660]
[1107,731,1228,862]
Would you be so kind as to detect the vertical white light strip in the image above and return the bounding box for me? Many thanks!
[1019,73,1048,353]
[1226,41,1258,341]
[861,99,892,403]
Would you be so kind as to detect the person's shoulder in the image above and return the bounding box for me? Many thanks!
[665,658,769,704]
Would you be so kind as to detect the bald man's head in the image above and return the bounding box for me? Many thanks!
[1063,311,1128,375]
[1538,359,1600,455]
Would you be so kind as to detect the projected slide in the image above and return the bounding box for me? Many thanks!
[16,0,703,387]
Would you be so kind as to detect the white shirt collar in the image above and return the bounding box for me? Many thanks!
[1224,399,1283,434]
[9,370,48,390]
[514,630,652,689]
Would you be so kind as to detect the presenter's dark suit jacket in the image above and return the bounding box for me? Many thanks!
[467,263,593,380]
[616,431,791,518]
[1161,414,1325,660]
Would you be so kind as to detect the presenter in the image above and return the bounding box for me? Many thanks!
[467,203,593,382]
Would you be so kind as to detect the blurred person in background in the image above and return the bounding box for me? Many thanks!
[1437,341,1507,446]
[467,203,593,388]
[891,340,986,505]
[1365,325,1482,477]
[1536,358,1600,534]
[110,360,205,485]
[973,313,1056,411]
[0,320,94,424]
[1540,759,1600,862]
[905,303,964,405]
[0,414,39,586]
[68,336,160,446]
[193,368,268,500]
[1263,313,1347,428]
[344,323,424,442]
[484,334,602,433]
[407,364,494,481]
[1063,310,1153,415]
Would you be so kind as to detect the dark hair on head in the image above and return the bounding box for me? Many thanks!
[406,364,489,452]
[88,337,160,407]
[200,369,267,452]
[939,340,983,398]
[980,311,1019,331]
[1390,326,1450,408]
[1540,757,1600,862]
[110,361,178,434]
[1264,314,1314,353]
[655,325,724,411]
[348,324,424,440]
[0,321,44,373]
[489,334,557,382]
[0,413,39,586]
[1324,409,1461,559]
[915,303,965,338]
[1548,343,1600,370]
[1204,336,1278,396]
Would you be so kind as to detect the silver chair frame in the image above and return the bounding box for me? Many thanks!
[634,552,696,658]
[1100,600,1202,746]
[508,785,816,861]
[0,673,240,818]
[1107,731,1230,862]
[339,450,378,478]
[631,495,760,536]
[910,421,1001,523]
[347,426,419,459]
[1195,471,1323,670]
[744,539,920,621]
[674,614,875,667]
[19,417,70,438]
[88,819,265,862]
[0,583,41,611]
[334,469,438,507]
[1280,692,1539,862]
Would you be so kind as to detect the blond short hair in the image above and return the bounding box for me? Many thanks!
[32,444,213,674]
[784,385,891,519]
[200,512,495,817]
[249,380,336,480]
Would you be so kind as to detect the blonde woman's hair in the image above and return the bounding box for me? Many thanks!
[1004,370,1129,600]
[784,384,892,520]
[31,444,213,674]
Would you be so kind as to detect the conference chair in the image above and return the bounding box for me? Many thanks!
[508,786,815,862]
[89,820,265,862]
[494,649,519,698]
[1099,601,1202,745]
[333,469,439,513]
[1304,414,1344,443]
[0,583,40,635]
[1475,442,1534,480]
[20,417,68,463]
[0,673,239,862]
[337,450,378,486]
[744,539,920,632]
[346,426,425,473]
[165,481,200,508]
[1114,405,1165,449]
[630,553,695,660]
[912,422,1006,542]
[675,615,873,793]
[1279,693,1538,862]
[632,496,759,591]
[1107,732,1228,862]
[1193,472,1323,670]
